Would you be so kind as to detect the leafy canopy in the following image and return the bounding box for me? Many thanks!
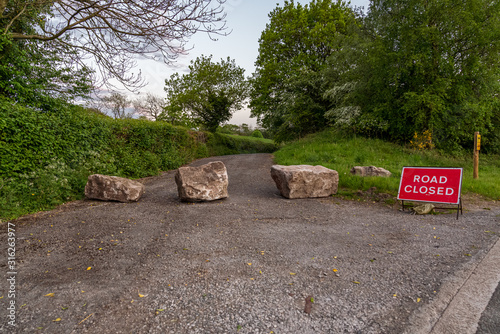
[250,0,359,142]
[164,55,248,132]
[325,0,500,152]
[0,2,92,108]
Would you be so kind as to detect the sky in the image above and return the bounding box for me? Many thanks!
[133,0,371,126]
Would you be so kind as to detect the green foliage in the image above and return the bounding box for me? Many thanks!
[165,55,249,132]
[207,133,277,156]
[0,98,275,220]
[0,4,93,107]
[274,128,500,200]
[251,129,264,138]
[250,0,359,142]
[326,0,500,152]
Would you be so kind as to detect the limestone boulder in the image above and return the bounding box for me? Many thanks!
[271,165,339,199]
[350,166,392,177]
[85,174,145,202]
[175,161,228,202]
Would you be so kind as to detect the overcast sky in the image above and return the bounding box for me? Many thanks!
[134,0,371,126]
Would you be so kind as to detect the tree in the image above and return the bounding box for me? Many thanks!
[0,2,93,107]
[164,55,248,132]
[1,0,228,90]
[250,0,358,142]
[348,0,500,151]
[159,102,192,127]
[101,92,131,119]
[133,93,165,121]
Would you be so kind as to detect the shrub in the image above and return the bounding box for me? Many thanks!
[251,129,264,138]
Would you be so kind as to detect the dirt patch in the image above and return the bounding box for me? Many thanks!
[1,154,499,333]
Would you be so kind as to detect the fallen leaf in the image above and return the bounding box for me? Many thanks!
[61,307,68,310]
[53,318,62,322]
[139,293,145,298]
[247,263,252,266]
[44,293,55,297]
[78,313,94,325]
[290,272,296,275]
[304,295,314,314]
[417,298,421,303]
[86,267,92,271]
[332,269,338,272]
[352,281,361,284]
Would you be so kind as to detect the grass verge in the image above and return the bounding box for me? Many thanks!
[274,129,500,200]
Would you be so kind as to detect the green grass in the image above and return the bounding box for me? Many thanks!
[207,133,277,156]
[227,134,275,145]
[274,128,500,200]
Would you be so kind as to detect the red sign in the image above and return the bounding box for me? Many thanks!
[397,167,463,204]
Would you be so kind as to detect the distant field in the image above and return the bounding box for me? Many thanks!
[274,129,500,200]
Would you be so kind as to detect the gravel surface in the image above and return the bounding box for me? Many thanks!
[1,153,499,334]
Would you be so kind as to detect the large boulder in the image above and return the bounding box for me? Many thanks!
[175,161,228,202]
[350,166,392,177]
[271,165,339,199]
[85,174,145,202]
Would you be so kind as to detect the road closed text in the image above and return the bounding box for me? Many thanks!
[398,167,463,204]
[404,175,454,196]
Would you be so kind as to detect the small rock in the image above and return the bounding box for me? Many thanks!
[413,204,435,215]
[350,166,392,177]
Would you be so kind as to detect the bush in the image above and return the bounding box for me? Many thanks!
[251,129,264,138]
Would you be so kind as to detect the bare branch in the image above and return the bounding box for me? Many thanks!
[3,3,27,34]
[2,0,229,90]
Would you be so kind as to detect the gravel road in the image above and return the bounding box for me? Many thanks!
[1,153,499,334]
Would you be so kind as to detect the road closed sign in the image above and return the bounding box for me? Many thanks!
[397,167,463,204]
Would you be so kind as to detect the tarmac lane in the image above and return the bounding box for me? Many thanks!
[403,234,500,334]
[2,153,500,333]
[476,282,500,334]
